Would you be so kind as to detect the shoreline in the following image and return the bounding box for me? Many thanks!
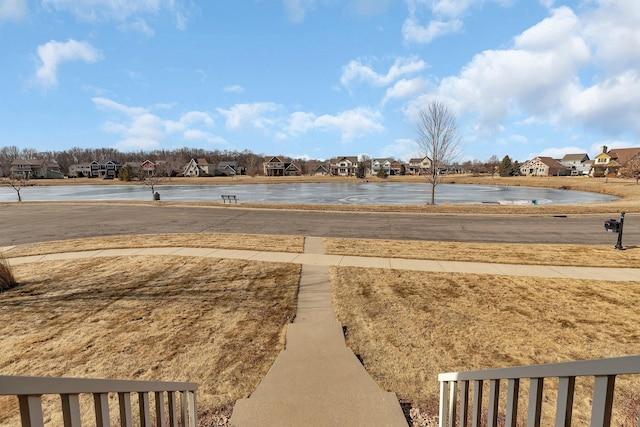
[2,174,639,215]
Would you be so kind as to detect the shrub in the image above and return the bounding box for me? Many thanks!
[0,253,17,292]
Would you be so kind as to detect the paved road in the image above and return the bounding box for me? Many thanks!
[0,203,637,246]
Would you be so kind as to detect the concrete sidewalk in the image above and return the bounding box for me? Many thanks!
[231,237,407,426]
[4,245,639,282]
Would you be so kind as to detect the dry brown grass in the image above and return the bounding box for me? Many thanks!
[325,238,640,267]
[0,256,300,426]
[0,254,17,292]
[331,266,640,425]
[3,233,304,258]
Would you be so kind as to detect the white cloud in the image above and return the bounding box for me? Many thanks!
[380,138,422,161]
[35,39,102,88]
[92,97,220,149]
[217,103,282,131]
[283,0,315,23]
[295,108,385,142]
[124,18,155,36]
[0,0,27,22]
[340,56,427,89]
[589,140,635,157]
[223,84,245,94]
[534,146,587,159]
[382,78,428,104]
[402,17,462,44]
[425,7,590,131]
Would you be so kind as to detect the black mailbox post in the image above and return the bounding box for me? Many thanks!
[604,212,625,250]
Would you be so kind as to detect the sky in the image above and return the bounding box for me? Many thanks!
[1,0,640,163]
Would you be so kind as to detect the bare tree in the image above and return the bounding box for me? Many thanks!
[416,101,461,204]
[486,154,500,178]
[139,163,169,199]
[1,176,29,202]
[619,154,640,185]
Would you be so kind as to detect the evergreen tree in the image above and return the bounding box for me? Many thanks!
[499,155,513,177]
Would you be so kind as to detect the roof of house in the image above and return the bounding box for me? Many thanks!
[537,157,567,169]
[330,156,358,164]
[218,161,238,168]
[561,153,589,162]
[608,148,640,165]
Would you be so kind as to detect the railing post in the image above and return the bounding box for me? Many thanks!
[155,391,166,427]
[488,379,500,427]
[459,380,469,427]
[18,395,44,427]
[527,378,543,427]
[439,381,449,427]
[505,379,519,427]
[448,381,457,427]
[93,393,110,427]
[472,380,483,427]
[118,392,133,427]
[139,392,151,427]
[555,377,575,427]
[168,391,179,427]
[61,394,82,427]
[591,375,615,427]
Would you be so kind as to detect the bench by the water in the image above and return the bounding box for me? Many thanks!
[221,195,238,204]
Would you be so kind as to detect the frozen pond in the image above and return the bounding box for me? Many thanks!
[0,182,618,205]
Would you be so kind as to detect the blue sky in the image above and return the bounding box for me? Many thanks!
[1,0,639,163]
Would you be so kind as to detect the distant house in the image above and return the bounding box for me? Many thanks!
[263,156,301,176]
[408,156,432,175]
[520,157,569,177]
[313,164,329,176]
[183,158,215,177]
[389,160,403,176]
[217,161,245,176]
[68,163,92,178]
[592,146,640,177]
[371,158,392,176]
[10,159,64,179]
[90,159,122,179]
[329,156,358,176]
[560,153,591,176]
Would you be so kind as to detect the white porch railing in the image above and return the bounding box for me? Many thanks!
[438,355,640,427]
[0,375,198,427]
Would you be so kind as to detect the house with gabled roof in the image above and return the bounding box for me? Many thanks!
[11,159,64,179]
[591,146,640,177]
[519,156,569,176]
[183,158,215,177]
[560,153,592,176]
[90,159,122,179]
[263,156,301,176]
[329,156,358,176]
[407,156,432,175]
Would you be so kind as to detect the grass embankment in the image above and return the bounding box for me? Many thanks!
[0,256,300,426]
[3,233,304,258]
[331,267,640,426]
[325,238,640,268]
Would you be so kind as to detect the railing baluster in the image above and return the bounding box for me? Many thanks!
[139,391,151,427]
[555,376,575,427]
[459,380,469,427]
[448,380,457,427]
[181,390,188,427]
[155,391,166,427]
[18,395,44,427]
[591,375,616,427]
[488,379,500,427]
[94,392,110,427]
[505,379,519,427]
[168,391,179,427]
[118,392,133,427]
[189,391,197,427]
[527,378,543,427]
[439,381,449,427]
[472,380,483,427]
[61,393,82,427]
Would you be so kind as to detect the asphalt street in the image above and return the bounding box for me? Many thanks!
[1,203,637,247]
